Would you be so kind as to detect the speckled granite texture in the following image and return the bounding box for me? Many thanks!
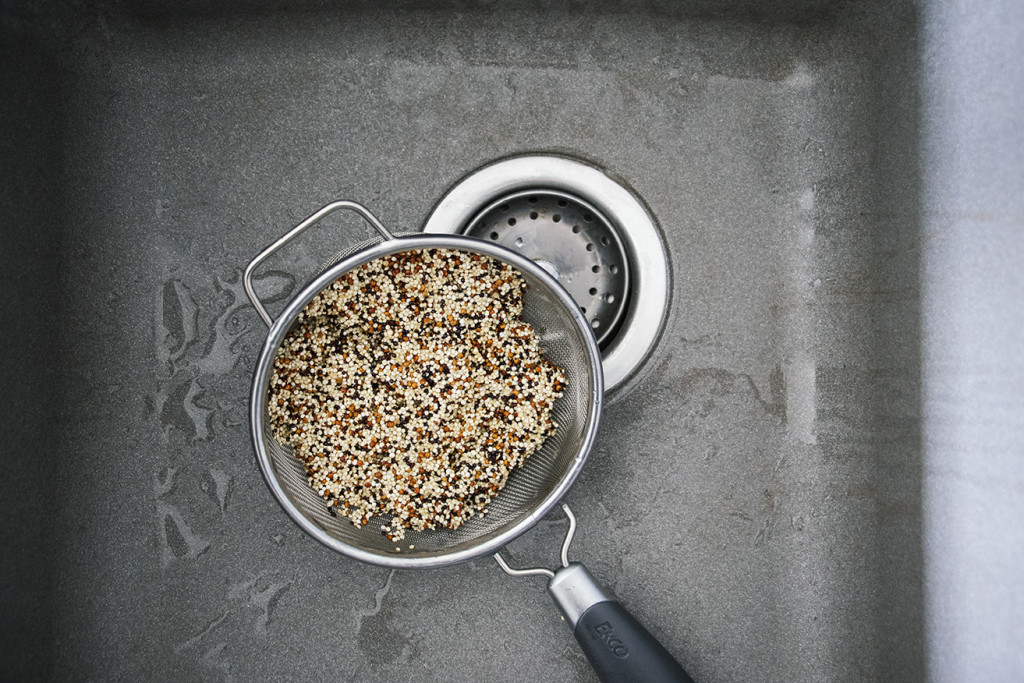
[1,1,935,680]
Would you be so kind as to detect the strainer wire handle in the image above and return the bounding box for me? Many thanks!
[243,200,395,327]
[493,501,578,578]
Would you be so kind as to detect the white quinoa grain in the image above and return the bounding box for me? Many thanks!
[268,249,566,542]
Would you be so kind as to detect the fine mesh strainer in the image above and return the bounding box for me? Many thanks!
[245,201,692,683]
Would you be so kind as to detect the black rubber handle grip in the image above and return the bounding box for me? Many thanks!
[573,600,695,683]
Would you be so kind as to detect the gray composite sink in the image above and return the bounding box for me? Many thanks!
[2,1,1022,680]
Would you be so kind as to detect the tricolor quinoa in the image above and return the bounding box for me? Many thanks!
[268,249,565,542]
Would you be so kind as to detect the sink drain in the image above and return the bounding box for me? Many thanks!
[466,190,630,348]
[423,156,669,392]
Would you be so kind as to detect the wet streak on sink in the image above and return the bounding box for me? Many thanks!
[0,1,923,681]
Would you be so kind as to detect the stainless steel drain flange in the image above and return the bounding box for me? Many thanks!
[466,190,630,348]
[423,155,670,392]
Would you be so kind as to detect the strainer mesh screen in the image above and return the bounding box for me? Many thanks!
[260,245,596,560]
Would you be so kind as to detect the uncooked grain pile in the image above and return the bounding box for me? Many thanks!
[268,248,566,543]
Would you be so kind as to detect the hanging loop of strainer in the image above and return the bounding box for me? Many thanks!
[243,200,395,327]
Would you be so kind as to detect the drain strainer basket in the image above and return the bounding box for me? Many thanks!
[466,190,630,348]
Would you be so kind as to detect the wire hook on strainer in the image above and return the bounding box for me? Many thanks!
[493,502,578,579]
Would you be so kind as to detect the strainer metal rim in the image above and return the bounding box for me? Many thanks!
[249,232,604,569]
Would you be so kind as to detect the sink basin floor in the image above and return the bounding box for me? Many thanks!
[0,2,923,680]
